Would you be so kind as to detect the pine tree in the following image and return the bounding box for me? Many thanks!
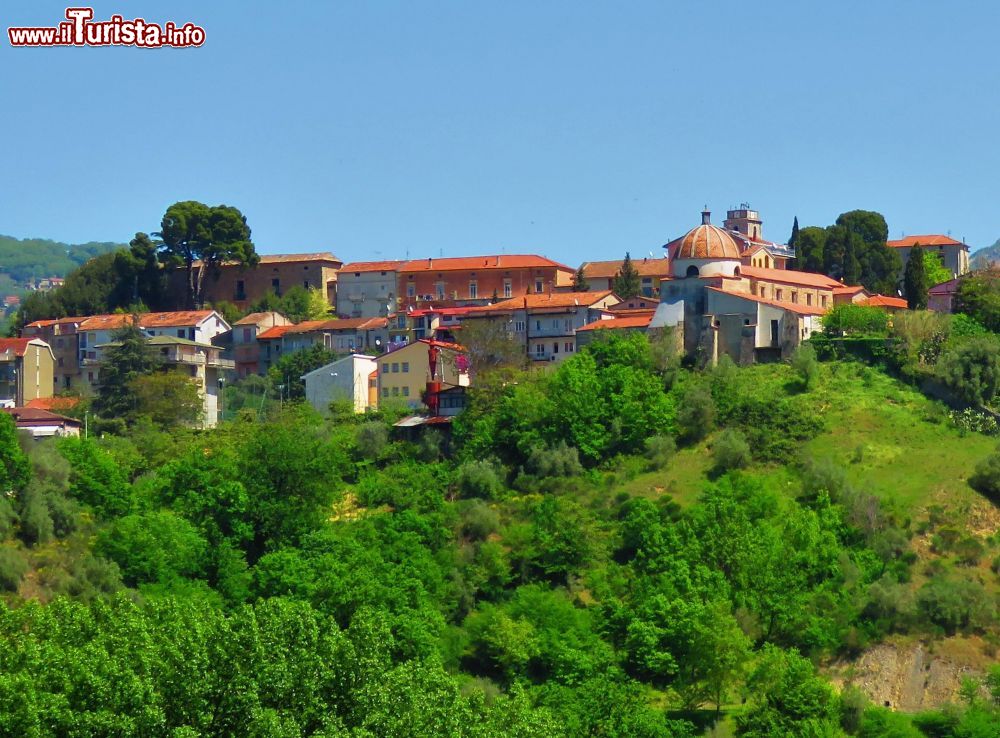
[93,320,161,420]
[612,252,641,298]
[903,243,928,309]
[572,265,590,291]
[789,216,800,248]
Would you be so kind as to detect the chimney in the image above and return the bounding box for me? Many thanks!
[428,257,433,269]
[701,208,711,225]
[495,256,500,267]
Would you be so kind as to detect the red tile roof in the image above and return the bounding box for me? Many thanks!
[234,311,285,326]
[929,278,962,295]
[468,290,617,313]
[257,325,295,340]
[78,311,220,331]
[865,295,908,309]
[581,258,671,279]
[193,252,341,267]
[284,317,387,334]
[0,338,39,357]
[741,266,845,290]
[706,287,828,316]
[25,396,81,411]
[340,260,408,273]
[399,255,573,273]
[577,313,655,332]
[1,407,81,427]
[25,317,87,329]
[887,235,964,248]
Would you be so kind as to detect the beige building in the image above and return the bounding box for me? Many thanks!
[146,336,234,427]
[580,258,671,297]
[302,354,379,414]
[233,312,291,377]
[887,235,970,282]
[178,253,343,310]
[0,338,55,407]
[377,339,469,410]
[22,317,86,392]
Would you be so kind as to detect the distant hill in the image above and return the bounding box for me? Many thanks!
[0,234,125,284]
[970,239,1000,270]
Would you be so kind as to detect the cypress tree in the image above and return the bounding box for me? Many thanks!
[903,243,928,310]
[612,252,641,298]
[789,216,800,248]
[572,265,590,291]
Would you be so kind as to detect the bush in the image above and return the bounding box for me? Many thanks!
[455,459,505,499]
[459,500,500,541]
[676,385,714,443]
[0,546,28,592]
[526,441,583,479]
[643,435,676,470]
[791,344,820,389]
[95,511,208,586]
[823,304,890,336]
[950,408,1000,436]
[937,336,1000,407]
[969,447,1000,503]
[916,576,994,634]
[712,429,751,472]
[355,421,389,460]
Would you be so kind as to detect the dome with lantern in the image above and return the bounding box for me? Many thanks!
[667,209,743,278]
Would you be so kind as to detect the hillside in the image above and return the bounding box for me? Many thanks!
[971,239,1000,269]
[0,233,124,285]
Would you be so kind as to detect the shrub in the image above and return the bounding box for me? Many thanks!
[643,435,676,470]
[455,459,504,499]
[950,408,1000,436]
[712,429,751,472]
[791,344,820,389]
[936,336,1000,407]
[459,500,500,541]
[0,547,28,592]
[355,421,389,460]
[823,304,890,336]
[676,385,714,443]
[916,576,994,634]
[526,441,583,479]
[969,447,1000,503]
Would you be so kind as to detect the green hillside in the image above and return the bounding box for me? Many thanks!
[0,233,125,284]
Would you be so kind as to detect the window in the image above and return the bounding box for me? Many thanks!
[392,386,399,396]
[235,280,246,301]
[535,279,543,293]
[503,280,512,298]
[776,289,784,301]
[382,362,390,374]
[242,328,252,342]
[407,283,415,298]
[80,333,88,348]
[177,329,185,338]
[535,343,544,357]
[553,342,559,354]
[436,283,445,299]
[564,319,572,332]
[806,294,812,306]
[381,387,388,397]
[402,362,409,373]
[535,320,541,331]
[303,280,310,289]
[759,286,766,297]
[402,386,410,397]
[791,292,798,304]
[391,362,399,373]
[469,281,478,299]
[514,321,525,332]
[272,278,281,296]
[821,295,828,307]
[552,319,560,329]
[565,342,573,353]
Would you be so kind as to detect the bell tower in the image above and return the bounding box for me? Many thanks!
[723,203,763,240]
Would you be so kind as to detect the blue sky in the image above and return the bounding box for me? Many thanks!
[3,1,999,265]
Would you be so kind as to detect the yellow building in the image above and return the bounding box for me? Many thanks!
[0,338,55,406]
[376,339,469,410]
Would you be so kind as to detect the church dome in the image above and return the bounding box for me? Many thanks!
[674,219,742,261]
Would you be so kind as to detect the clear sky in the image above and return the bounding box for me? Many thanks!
[3,1,999,266]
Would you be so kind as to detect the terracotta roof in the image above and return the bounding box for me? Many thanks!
[234,311,284,326]
[24,317,87,329]
[399,255,573,273]
[78,311,220,331]
[257,325,295,340]
[577,314,654,332]
[284,317,387,334]
[194,252,341,267]
[580,258,671,279]
[1,407,81,427]
[706,287,828,316]
[468,290,616,313]
[419,338,466,352]
[669,224,742,261]
[887,235,965,248]
[833,285,868,295]
[608,298,660,311]
[741,266,844,290]
[26,396,82,411]
[865,295,908,309]
[340,260,408,273]
[0,338,41,357]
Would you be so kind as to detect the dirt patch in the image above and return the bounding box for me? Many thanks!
[829,640,982,712]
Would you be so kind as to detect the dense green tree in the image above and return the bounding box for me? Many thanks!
[458,317,528,375]
[267,343,336,400]
[921,249,953,288]
[794,226,828,273]
[969,445,1000,504]
[954,269,1000,332]
[251,285,330,323]
[936,336,1000,407]
[155,200,257,308]
[96,511,208,586]
[0,413,29,494]
[904,243,928,309]
[843,229,862,286]
[572,264,590,291]
[129,371,203,429]
[612,252,641,299]
[93,322,160,421]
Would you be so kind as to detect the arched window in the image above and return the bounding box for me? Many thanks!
[686,265,700,278]
[733,266,741,277]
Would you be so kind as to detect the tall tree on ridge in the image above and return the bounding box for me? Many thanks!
[573,265,590,292]
[904,242,929,310]
[155,201,258,309]
[788,216,800,249]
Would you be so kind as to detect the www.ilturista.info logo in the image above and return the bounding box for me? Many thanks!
[8,7,205,48]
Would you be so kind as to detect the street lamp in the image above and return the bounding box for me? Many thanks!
[218,377,225,423]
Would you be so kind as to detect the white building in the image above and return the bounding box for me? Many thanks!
[336,261,407,318]
[302,354,378,414]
